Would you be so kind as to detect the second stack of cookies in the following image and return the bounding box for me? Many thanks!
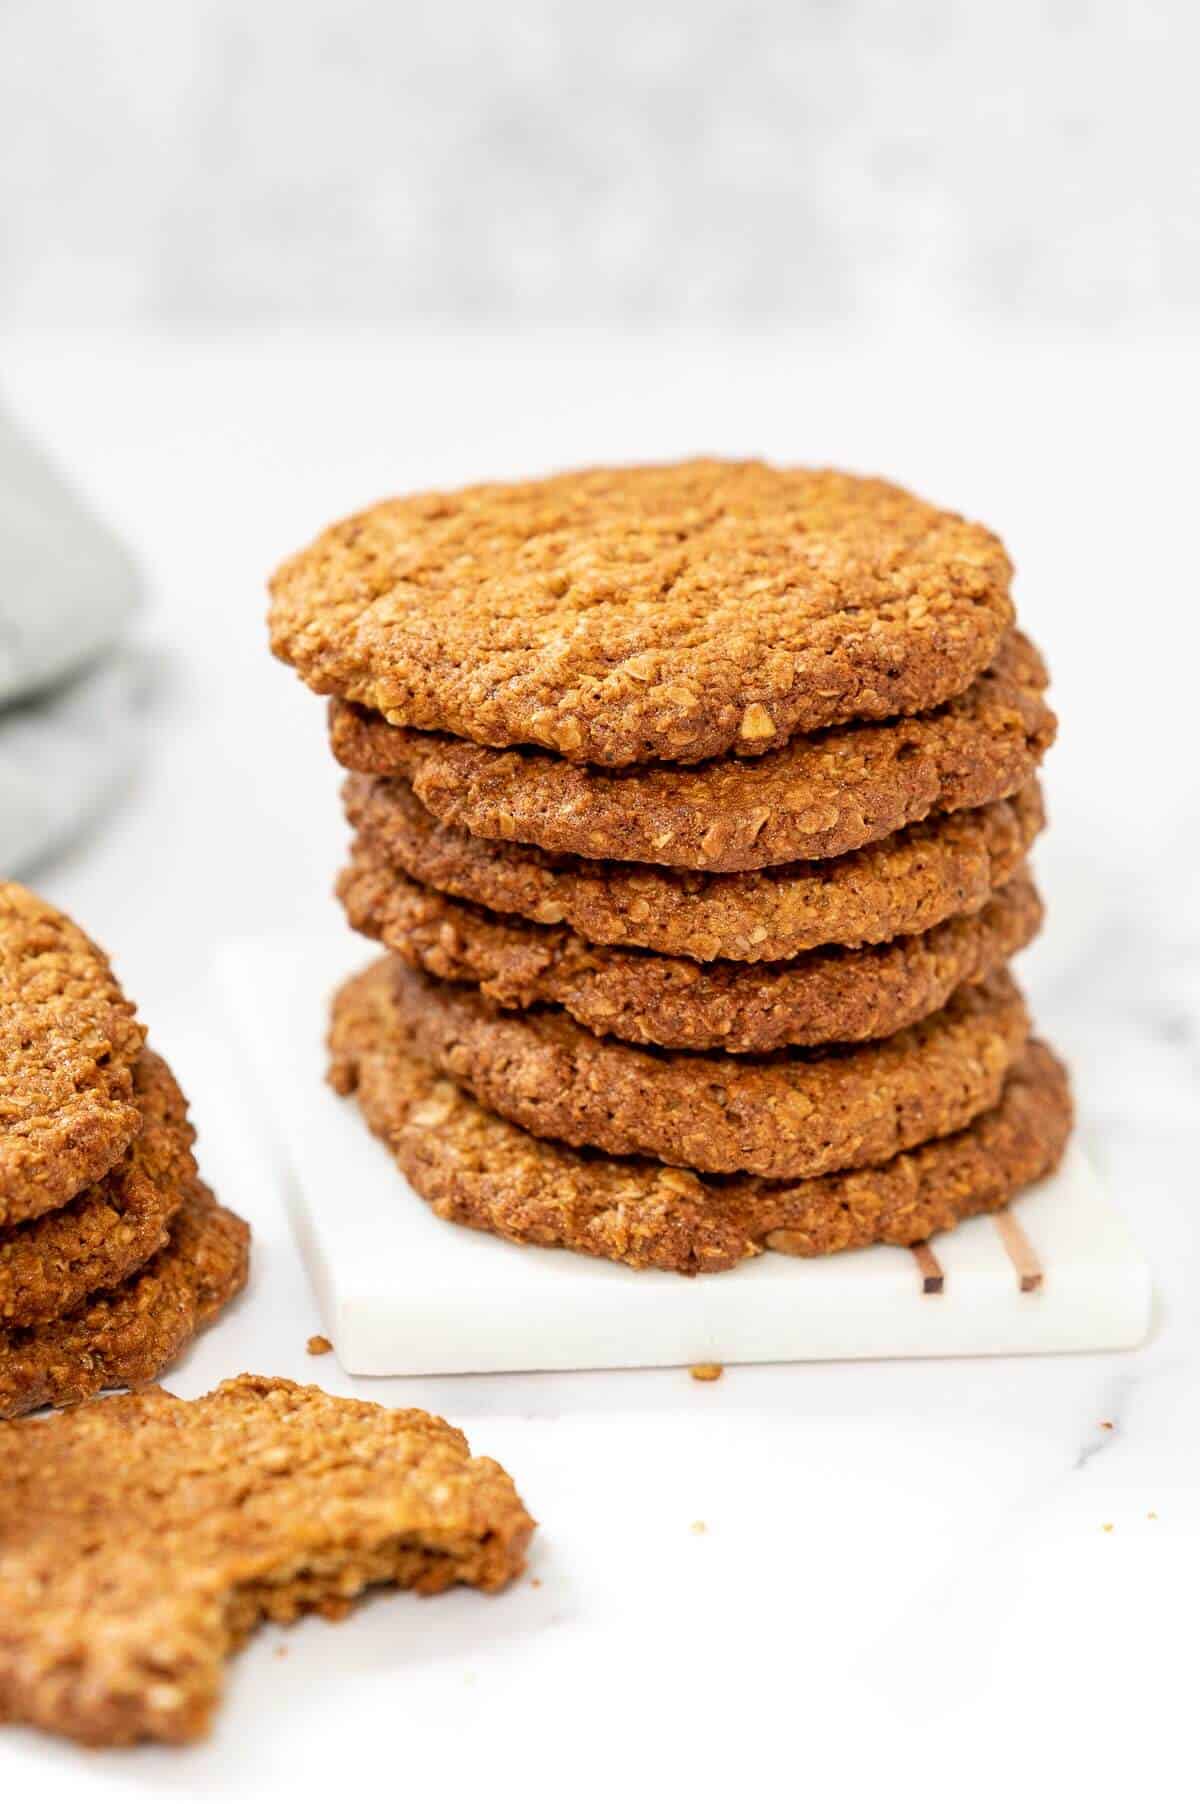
[0,883,250,1416]
[269,460,1073,1273]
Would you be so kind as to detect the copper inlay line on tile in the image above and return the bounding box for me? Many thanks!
[911,1242,944,1295]
[994,1208,1044,1292]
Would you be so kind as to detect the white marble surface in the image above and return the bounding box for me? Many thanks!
[0,329,1197,1800]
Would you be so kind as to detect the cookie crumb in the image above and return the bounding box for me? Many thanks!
[690,1520,707,1535]
[1100,1420,1113,1430]
[1102,1523,1114,1533]
[530,1577,542,1588]
[306,1335,333,1356]
[690,1363,724,1383]
[274,1645,289,1659]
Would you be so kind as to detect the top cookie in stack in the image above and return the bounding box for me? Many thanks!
[269,460,1070,1273]
[270,460,1016,765]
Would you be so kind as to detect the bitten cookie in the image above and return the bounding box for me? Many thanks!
[330,631,1054,871]
[0,1179,249,1420]
[270,460,1014,764]
[0,1049,196,1329]
[339,849,1043,1052]
[345,776,1045,963]
[1,882,145,1227]
[0,1376,534,1745]
[328,970,1071,1273]
[332,958,1029,1181]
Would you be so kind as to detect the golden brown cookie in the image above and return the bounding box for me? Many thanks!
[333,959,1029,1180]
[339,846,1043,1051]
[329,974,1071,1272]
[0,1049,196,1329]
[345,775,1045,963]
[0,1178,249,1420]
[330,631,1053,871]
[0,1375,534,1746]
[270,460,1014,765]
[1,882,146,1228]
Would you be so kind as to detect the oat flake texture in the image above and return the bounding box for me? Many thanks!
[0,1048,195,1329]
[0,1178,249,1420]
[328,961,1071,1275]
[0,1375,533,1745]
[0,881,145,1228]
[337,851,1043,1053]
[344,776,1045,964]
[269,460,1014,765]
[334,957,1030,1181]
[329,630,1053,870]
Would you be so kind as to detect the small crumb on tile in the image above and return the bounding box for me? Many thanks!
[275,1645,289,1660]
[690,1520,707,1535]
[530,1577,542,1588]
[1100,1420,1114,1431]
[307,1334,333,1356]
[690,1363,724,1382]
[1102,1523,1114,1533]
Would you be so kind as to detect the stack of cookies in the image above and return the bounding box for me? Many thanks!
[0,883,250,1415]
[269,460,1072,1275]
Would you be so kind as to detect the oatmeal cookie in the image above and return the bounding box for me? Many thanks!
[0,1179,249,1420]
[329,631,1053,870]
[0,1375,533,1745]
[0,1049,195,1329]
[345,775,1044,963]
[333,959,1029,1181]
[270,460,1013,764]
[329,971,1071,1273]
[339,847,1043,1051]
[0,882,145,1227]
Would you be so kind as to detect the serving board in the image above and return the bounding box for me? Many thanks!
[219,935,1152,1375]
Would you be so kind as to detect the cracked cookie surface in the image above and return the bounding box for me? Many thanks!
[339,848,1043,1051]
[1,882,145,1228]
[333,959,1029,1180]
[270,460,1013,765]
[0,1178,249,1420]
[328,967,1071,1273]
[346,775,1044,963]
[0,1375,533,1745]
[330,631,1052,870]
[0,1049,196,1329]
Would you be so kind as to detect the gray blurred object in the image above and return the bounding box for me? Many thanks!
[0,404,142,871]
[0,655,142,872]
[0,406,139,701]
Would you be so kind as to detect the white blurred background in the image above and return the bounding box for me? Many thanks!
[2,0,1195,330]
